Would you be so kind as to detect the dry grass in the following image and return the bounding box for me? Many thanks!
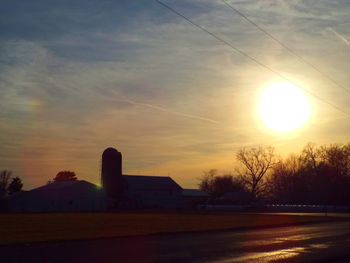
[0,212,334,245]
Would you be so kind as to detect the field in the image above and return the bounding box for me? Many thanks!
[0,212,338,245]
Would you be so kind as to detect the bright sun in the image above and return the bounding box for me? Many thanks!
[259,82,311,133]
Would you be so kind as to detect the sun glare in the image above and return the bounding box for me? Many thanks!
[259,82,311,133]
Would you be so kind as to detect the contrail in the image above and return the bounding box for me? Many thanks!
[122,96,220,124]
[328,28,350,46]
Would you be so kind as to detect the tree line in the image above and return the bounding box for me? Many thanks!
[199,143,350,205]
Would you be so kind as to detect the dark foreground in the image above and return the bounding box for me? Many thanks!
[1,221,350,263]
[0,212,332,244]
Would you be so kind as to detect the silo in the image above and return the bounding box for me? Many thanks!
[101,147,124,199]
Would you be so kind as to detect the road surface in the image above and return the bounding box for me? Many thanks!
[1,221,350,262]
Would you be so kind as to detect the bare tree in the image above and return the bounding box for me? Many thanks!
[268,154,304,204]
[0,170,13,198]
[299,143,320,170]
[199,169,245,198]
[236,146,276,201]
[198,169,217,195]
[8,177,23,195]
[319,143,350,177]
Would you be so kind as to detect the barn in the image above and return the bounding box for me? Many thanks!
[7,180,106,212]
[123,175,183,209]
[6,147,208,212]
[101,148,186,209]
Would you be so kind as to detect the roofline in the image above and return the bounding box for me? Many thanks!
[123,174,171,178]
[123,174,183,190]
[29,180,98,192]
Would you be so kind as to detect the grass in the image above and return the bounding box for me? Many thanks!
[0,212,339,245]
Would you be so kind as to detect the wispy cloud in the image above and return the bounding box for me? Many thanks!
[328,27,350,47]
[121,96,220,124]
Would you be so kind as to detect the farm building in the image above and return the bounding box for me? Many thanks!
[182,189,209,209]
[7,180,106,212]
[123,175,183,209]
[101,147,186,209]
[5,147,208,212]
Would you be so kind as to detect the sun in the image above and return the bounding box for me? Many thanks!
[259,82,311,133]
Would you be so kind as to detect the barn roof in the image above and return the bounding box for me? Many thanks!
[123,175,182,191]
[7,180,105,204]
[34,180,98,192]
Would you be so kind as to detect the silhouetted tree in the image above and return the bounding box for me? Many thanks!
[268,143,350,205]
[53,171,77,182]
[269,155,307,204]
[199,169,217,195]
[199,170,246,198]
[0,170,12,199]
[299,143,320,170]
[236,146,276,201]
[319,143,350,177]
[8,177,23,195]
[0,170,24,200]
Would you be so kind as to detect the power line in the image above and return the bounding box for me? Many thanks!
[155,0,349,116]
[222,0,350,96]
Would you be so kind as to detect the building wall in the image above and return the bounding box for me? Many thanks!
[126,189,183,209]
[8,188,107,212]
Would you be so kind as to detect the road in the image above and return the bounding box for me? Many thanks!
[1,221,350,263]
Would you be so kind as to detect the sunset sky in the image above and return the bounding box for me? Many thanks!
[1,0,350,189]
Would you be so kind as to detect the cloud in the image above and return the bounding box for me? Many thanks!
[328,28,350,47]
[121,96,220,124]
[1,0,350,188]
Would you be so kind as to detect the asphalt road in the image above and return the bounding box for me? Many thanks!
[2,221,350,263]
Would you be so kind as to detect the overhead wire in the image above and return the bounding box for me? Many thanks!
[155,0,349,116]
[221,0,350,96]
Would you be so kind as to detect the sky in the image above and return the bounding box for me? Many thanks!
[1,0,350,189]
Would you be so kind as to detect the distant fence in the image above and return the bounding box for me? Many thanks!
[198,204,350,212]
[198,205,250,211]
[266,204,350,213]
